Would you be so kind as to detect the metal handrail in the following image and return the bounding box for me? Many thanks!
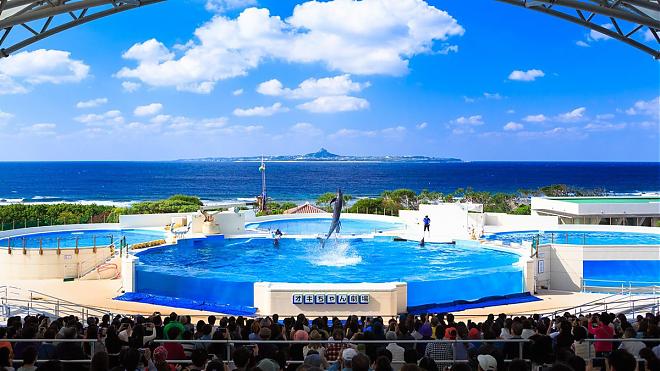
[5,338,659,366]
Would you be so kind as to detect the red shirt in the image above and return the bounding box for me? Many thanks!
[164,342,187,361]
[588,322,614,352]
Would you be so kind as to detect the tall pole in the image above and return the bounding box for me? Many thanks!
[259,157,267,212]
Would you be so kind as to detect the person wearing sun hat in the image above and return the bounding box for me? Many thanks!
[477,354,498,371]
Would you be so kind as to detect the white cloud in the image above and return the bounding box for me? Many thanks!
[508,69,545,82]
[523,114,548,123]
[643,29,656,42]
[122,39,174,64]
[506,109,515,114]
[134,103,164,117]
[0,49,89,94]
[483,92,503,100]
[297,95,369,113]
[75,110,125,126]
[232,88,244,96]
[76,98,108,109]
[575,40,590,47]
[20,123,57,136]
[584,123,626,131]
[382,126,407,137]
[452,115,484,125]
[329,128,378,139]
[290,122,323,136]
[503,121,523,131]
[257,75,369,99]
[0,110,14,125]
[205,0,257,13]
[462,96,475,103]
[589,23,613,41]
[122,81,141,92]
[233,102,288,117]
[557,107,586,122]
[416,122,428,130]
[117,0,464,93]
[626,96,659,117]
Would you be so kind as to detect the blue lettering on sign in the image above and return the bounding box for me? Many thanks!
[291,293,370,305]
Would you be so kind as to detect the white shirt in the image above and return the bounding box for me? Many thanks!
[386,343,405,371]
[618,340,647,357]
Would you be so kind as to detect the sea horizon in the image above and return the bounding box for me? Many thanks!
[1,161,658,205]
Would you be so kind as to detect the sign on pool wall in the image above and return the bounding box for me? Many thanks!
[293,293,370,305]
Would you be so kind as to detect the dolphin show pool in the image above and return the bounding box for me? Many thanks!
[131,235,524,312]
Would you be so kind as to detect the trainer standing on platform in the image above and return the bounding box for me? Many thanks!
[423,215,431,234]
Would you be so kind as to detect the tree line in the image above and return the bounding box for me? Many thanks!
[0,184,606,226]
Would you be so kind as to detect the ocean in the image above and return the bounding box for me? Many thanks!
[0,161,658,205]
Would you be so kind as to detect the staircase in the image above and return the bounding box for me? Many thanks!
[0,285,110,324]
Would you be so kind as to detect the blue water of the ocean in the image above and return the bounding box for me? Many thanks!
[0,161,658,203]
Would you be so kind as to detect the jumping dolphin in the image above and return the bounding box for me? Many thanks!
[321,189,344,247]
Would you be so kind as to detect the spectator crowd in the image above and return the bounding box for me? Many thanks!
[0,310,659,371]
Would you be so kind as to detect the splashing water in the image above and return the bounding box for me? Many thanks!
[308,239,362,267]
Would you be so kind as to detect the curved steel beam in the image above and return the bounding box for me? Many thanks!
[497,0,660,59]
[0,0,162,58]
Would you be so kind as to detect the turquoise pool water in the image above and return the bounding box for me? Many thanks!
[0,229,165,248]
[484,230,660,245]
[246,217,406,235]
[134,237,523,307]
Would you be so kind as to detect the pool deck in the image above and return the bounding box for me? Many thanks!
[4,271,618,321]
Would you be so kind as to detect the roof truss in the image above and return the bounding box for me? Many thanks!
[0,0,162,58]
[496,0,660,59]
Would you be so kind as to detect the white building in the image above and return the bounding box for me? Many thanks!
[531,196,660,226]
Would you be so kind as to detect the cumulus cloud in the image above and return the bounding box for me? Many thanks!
[297,96,369,113]
[626,96,659,117]
[75,110,125,125]
[503,121,523,131]
[76,98,108,109]
[134,103,164,117]
[523,114,548,123]
[233,102,288,116]
[0,110,14,125]
[416,122,428,130]
[122,81,141,92]
[508,69,545,82]
[117,0,464,93]
[329,126,404,139]
[290,122,323,136]
[232,88,244,96]
[557,107,587,122]
[205,0,257,13]
[483,92,503,100]
[583,123,626,131]
[452,115,484,125]
[575,40,590,47]
[0,49,89,94]
[20,123,57,136]
[589,23,613,41]
[257,75,369,99]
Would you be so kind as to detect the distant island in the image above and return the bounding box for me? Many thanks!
[177,148,462,163]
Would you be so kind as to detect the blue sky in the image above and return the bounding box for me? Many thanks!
[0,0,658,161]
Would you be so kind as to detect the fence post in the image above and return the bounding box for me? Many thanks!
[37,219,39,227]
[518,340,523,360]
[226,341,231,364]
[24,218,27,229]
